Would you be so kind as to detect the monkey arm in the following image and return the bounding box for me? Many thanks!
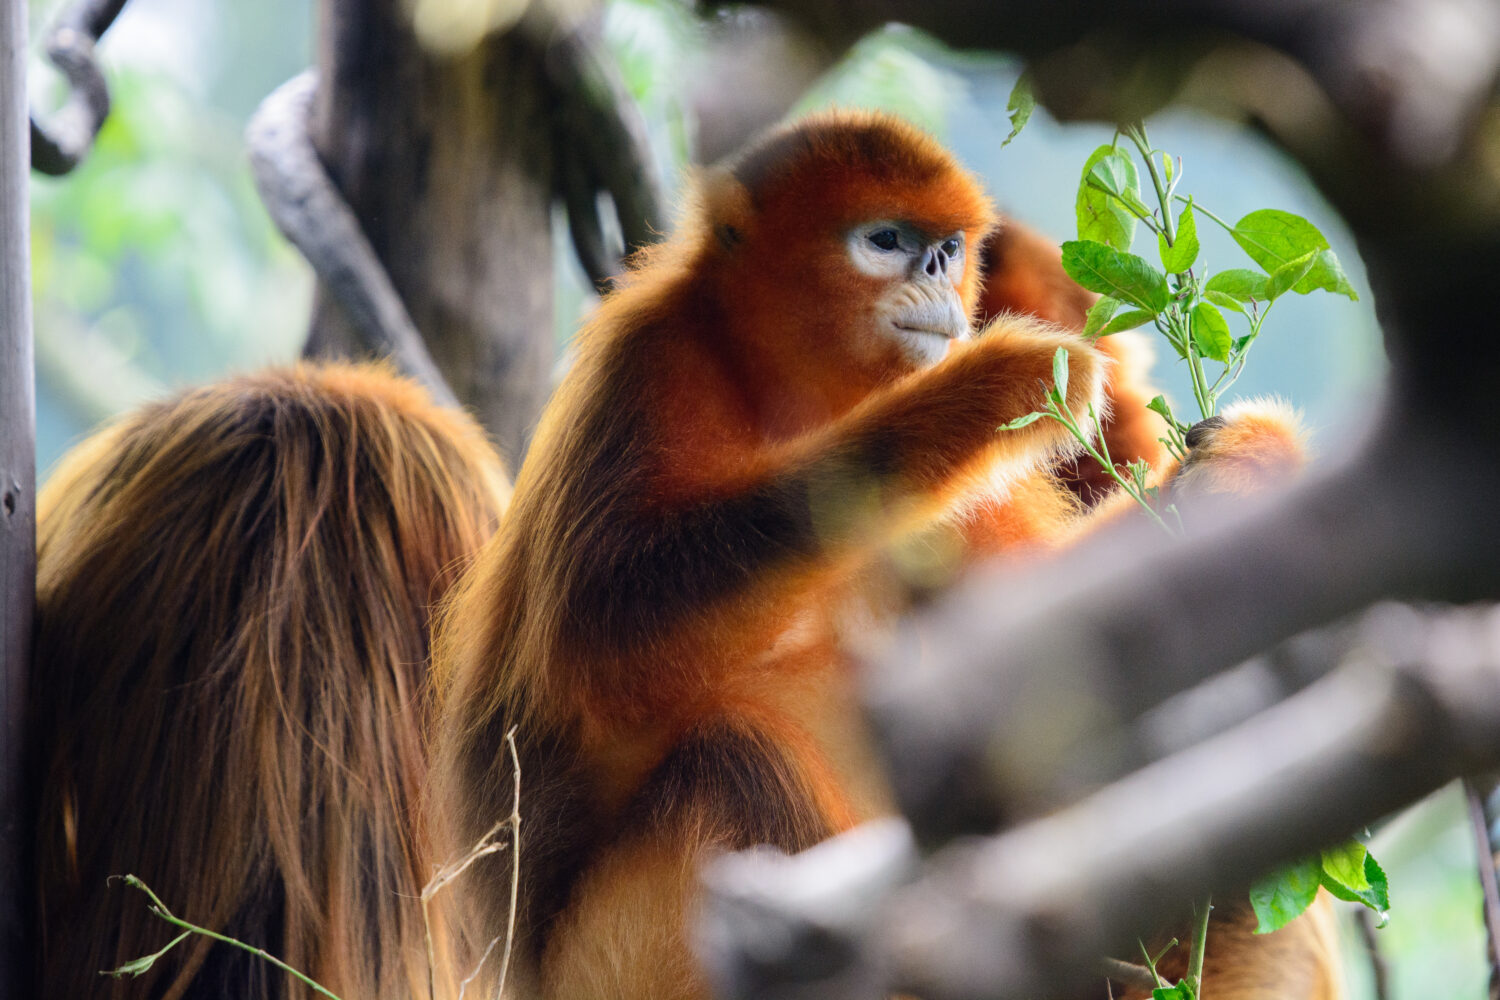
[562,320,1104,652]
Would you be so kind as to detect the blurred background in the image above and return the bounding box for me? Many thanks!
[23,0,1467,996]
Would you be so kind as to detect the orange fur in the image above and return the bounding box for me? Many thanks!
[31,364,509,1000]
[1175,397,1309,495]
[428,111,1323,999]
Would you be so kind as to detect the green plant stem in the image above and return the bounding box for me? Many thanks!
[1127,123,1175,245]
[1177,196,1233,233]
[1139,937,1176,988]
[117,876,344,1000]
[1186,896,1213,998]
[1163,307,1214,418]
[1129,124,1219,421]
[1049,402,1178,536]
[1186,344,1214,418]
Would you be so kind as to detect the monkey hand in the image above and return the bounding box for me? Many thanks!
[945,318,1108,492]
[1170,397,1306,498]
[970,316,1106,454]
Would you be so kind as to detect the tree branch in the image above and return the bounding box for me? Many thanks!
[701,603,1500,1000]
[29,0,127,175]
[245,70,457,407]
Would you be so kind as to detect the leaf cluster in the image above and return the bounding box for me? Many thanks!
[1250,840,1390,934]
[1061,124,1356,433]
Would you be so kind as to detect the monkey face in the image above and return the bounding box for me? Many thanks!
[845,221,971,367]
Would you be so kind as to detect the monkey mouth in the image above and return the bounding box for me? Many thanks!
[893,322,964,339]
[890,312,969,341]
[888,297,970,343]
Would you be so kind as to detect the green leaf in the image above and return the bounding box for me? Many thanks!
[1319,841,1370,894]
[1081,295,1121,339]
[104,930,192,977]
[1146,395,1176,424]
[1321,852,1390,926]
[1052,345,1069,397]
[1265,251,1319,301]
[1204,290,1248,315]
[1060,240,1170,314]
[1250,857,1323,934]
[998,411,1045,431]
[1153,987,1191,1000]
[1001,71,1035,148]
[1087,153,1146,210]
[1231,208,1330,271]
[1298,249,1360,301]
[1159,201,1200,274]
[1100,309,1155,336]
[1076,145,1137,251]
[1230,210,1358,300]
[1190,301,1232,362]
[1204,269,1268,302]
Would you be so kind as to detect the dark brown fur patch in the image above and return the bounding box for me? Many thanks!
[631,721,834,852]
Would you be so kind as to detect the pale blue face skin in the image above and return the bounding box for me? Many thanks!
[844,221,970,367]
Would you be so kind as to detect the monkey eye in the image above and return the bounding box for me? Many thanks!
[868,229,901,252]
[940,237,962,257]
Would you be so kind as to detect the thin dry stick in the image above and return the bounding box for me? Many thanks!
[419,727,523,1000]
[1355,906,1391,1000]
[457,934,503,1000]
[422,816,510,999]
[494,727,523,999]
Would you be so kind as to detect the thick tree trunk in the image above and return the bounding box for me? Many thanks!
[307,0,556,467]
[0,0,34,994]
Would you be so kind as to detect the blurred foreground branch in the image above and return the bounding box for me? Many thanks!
[704,603,1500,1000]
[700,0,1500,996]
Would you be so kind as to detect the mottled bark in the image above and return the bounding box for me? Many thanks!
[307,0,556,467]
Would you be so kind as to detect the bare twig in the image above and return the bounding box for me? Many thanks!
[29,0,127,175]
[1355,905,1392,1000]
[456,933,502,1000]
[244,71,458,407]
[420,726,522,1000]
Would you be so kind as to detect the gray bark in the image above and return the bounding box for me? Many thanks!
[0,0,34,994]
[306,0,557,468]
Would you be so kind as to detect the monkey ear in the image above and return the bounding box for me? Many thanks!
[699,166,754,253]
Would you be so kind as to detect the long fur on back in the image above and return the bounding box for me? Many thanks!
[31,363,509,1000]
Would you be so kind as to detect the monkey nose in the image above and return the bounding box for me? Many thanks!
[918,247,949,281]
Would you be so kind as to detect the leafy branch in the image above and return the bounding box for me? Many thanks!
[999,77,1378,996]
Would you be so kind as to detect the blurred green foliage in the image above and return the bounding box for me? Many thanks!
[28,0,312,468]
[22,3,1480,997]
